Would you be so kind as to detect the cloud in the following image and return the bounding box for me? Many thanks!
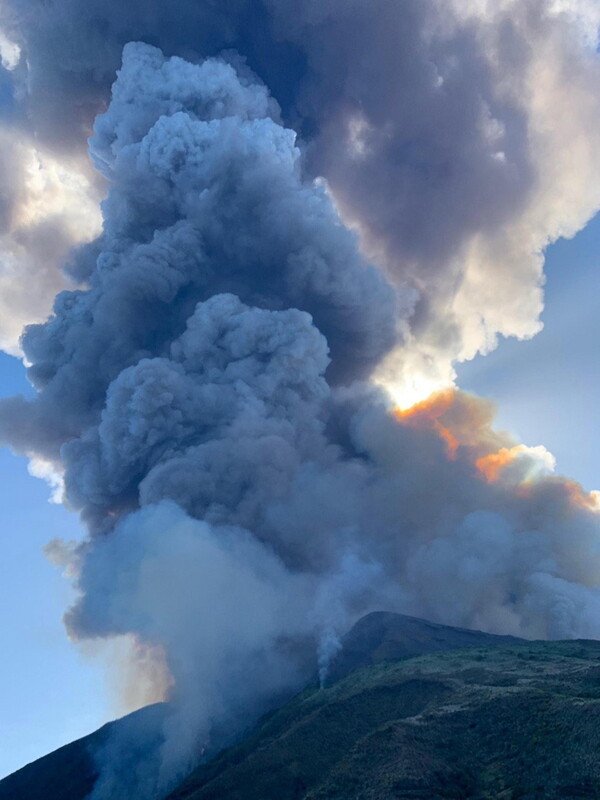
[282,0,600,397]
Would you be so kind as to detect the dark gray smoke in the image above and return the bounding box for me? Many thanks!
[0,42,398,465]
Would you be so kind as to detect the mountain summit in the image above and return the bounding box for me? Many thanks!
[326,611,520,682]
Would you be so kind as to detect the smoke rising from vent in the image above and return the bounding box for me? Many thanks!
[0,2,599,798]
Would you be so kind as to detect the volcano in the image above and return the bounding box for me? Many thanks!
[5,612,599,800]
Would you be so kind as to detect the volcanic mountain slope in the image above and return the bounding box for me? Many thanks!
[168,639,600,800]
[3,614,600,800]
[0,613,515,800]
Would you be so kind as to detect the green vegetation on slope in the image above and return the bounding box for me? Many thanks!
[168,640,600,800]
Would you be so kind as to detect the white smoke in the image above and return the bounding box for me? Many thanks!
[77,501,312,798]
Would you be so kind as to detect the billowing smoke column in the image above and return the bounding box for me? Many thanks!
[0,44,405,796]
[0,3,599,798]
[2,40,600,797]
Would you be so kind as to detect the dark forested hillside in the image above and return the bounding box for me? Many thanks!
[169,639,600,800]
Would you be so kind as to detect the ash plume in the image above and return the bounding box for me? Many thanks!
[0,3,598,799]
[1,0,600,386]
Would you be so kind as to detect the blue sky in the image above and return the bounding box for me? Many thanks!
[0,214,598,779]
[458,212,600,492]
[0,357,113,779]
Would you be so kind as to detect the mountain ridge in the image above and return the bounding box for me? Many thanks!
[1,613,587,800]
[327,611,521,682]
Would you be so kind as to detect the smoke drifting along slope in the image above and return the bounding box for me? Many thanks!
[0,2,599,798]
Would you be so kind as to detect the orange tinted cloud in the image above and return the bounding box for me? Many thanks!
[476,444,557,486]
[476,446,527,483]
[394,389,460,459]
[561,481,600,512]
